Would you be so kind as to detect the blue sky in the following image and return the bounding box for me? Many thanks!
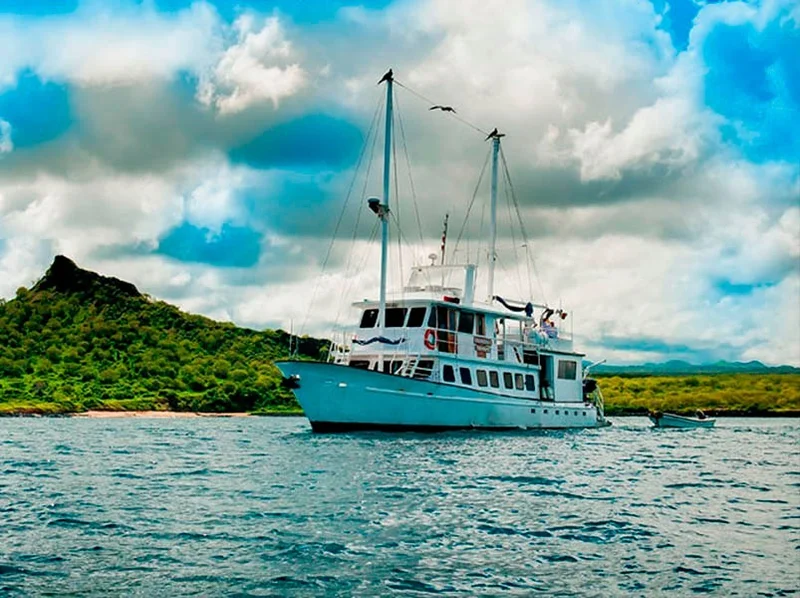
[0,0,798,364]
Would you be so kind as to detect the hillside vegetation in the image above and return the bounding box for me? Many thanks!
[600,373,800,416]
[0,256,324,414]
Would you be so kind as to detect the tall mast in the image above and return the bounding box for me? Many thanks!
[487,130,502,301]
[378,69,393,329]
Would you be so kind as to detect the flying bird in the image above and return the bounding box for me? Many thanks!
[485,127,506,141]
[429,105,456,113]
[378,69,393,84]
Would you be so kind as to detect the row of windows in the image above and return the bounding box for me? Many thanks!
[530,408,588,416]
[360,307,427,329]
[442,365,536,393]
[359,306,487,335]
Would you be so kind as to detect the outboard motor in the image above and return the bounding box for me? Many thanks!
[281,374,301,389]
[582,377,598,401]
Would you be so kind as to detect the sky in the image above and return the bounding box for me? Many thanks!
[0,0,798,365]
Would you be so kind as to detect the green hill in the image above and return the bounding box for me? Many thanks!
[0,256,325,415]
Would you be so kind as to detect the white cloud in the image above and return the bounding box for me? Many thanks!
[197,14,306,114]
[0,3,221,89]
[0,119,11,154]
[565,96,718,181]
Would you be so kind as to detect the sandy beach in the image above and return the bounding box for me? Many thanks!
[74,410,251,418]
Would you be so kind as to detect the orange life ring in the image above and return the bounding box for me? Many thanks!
[423,329,437,350]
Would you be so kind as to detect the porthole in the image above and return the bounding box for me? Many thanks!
[555,410,559,415]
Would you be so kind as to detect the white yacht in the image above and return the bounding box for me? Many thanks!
[276,70,609,432]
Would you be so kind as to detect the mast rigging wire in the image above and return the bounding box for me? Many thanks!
[451,147,491,263]
[394,80,489,138]
[500,145,547,305]
[300,94,384,339]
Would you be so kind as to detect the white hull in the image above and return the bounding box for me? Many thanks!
[276,361,606,431]
[649,413,716,428]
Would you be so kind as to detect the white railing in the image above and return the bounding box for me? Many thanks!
[331,324,575,367]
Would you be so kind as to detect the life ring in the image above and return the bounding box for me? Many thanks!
[423,329,437,350]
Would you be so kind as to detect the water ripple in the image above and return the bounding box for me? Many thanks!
[0,416,797,596]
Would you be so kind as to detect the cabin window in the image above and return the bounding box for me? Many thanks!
[558,360,577,380]
[430,306,457,331]
[407,307,427,327]
[475,314,487,336]
[460,367,472,385]
[489,371,500,388]
[524,374,536,392]
[476,370,488,387]
[443,364,455,383]
[503,372,514,389]
[413,360,434,380]
[350,360,370,369]
[458,312,474,334]
[360,309,378,328]
[385,307,407,328]
[515,373,524,390]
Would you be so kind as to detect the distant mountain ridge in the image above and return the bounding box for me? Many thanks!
[592,359,800,375]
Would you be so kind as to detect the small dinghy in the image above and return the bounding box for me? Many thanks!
[649,410,715,428]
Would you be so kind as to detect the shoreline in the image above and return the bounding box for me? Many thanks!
[0,409,304,418]
[0,409,797,418]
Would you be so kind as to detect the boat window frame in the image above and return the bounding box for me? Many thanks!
[489,371,500,388]
[459,367,472,385]
[524,374,536,392]
[458,311,474,334]
[443,364,456,383]
[515,373,524,390]
[503,372,514,389]
[384,307,408,328]
[476,370,488,387]
[429,305,458,331]
[557,360,577,380]
[407,306,427,328]
[359,308,379,328]
[475,313,487,336]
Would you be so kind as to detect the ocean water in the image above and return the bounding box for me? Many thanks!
[0,417,798,597]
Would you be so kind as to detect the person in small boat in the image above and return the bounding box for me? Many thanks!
[696,410,707,420]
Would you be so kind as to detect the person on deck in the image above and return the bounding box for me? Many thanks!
[542,319,558,339]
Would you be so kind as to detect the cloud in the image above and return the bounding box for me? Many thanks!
[0,118,11,153]
[0,2,221,89]
[197,14,306,114]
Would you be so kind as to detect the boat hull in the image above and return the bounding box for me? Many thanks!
[649,413,716,428]
[276,361,605,431]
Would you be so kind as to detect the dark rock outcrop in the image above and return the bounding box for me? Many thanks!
[32,255,142,302]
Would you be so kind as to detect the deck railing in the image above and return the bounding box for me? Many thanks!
[330,325,574,365]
